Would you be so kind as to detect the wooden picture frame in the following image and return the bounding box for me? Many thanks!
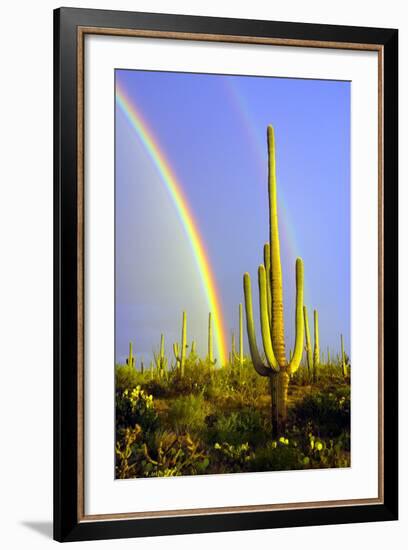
[54,7,398,542]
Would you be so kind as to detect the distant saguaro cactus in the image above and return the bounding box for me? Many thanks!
[231,332,236,360]
[232,304,244,368]
[341,334,348,377]
[173,312,187,376]
[207,312,217,367]
[126,342,135,368]
[189,340,198,361]
[154,333,167,378]
[243,125,304,435]
[313,310,320,382]
[237,303,244,368]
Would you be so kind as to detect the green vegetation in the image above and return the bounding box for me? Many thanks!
[115,358,350,478]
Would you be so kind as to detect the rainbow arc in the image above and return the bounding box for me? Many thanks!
[116,82,228,366]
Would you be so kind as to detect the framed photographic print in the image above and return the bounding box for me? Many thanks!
[54,7,398,542]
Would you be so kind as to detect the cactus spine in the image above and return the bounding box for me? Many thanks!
[126,341,135,368]
[207,312,217,366]
[243,125,304,435]
[173,312,187,376]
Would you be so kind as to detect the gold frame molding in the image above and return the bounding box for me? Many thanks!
[76,27,384,523]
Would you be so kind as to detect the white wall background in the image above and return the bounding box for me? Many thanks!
[0,0,405,547]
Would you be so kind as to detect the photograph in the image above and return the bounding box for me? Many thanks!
[51,5,398,543]
[114,68,351,479]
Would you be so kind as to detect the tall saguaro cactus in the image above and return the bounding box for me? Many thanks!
[243,125,304,435]
[173,312,187,376]
[126,342,135,368]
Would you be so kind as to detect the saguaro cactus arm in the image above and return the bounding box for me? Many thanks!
[288,258,304,374]
[303,305,313,372]
[263,244,272,327]
[258,265,279,371]
[160,333,165,359]
[243,272,272,377]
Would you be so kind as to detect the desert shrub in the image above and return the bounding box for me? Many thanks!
[322,362,346,381]
[291,364,312,386]
[291,362,348,386]
[141,378,170,398]
[204,361,269,406]
[115,426,209,478]
[301,433,350,469]
[139,430,209,477]
[249,438,304,472]
[205,408,270,447]
[116,385,159,434]
[115,364,140,393]
[211,441,254,473]
[167,360,213,396]
[115,424,142,479]
[167,393,210,434]
[290,386,350,437]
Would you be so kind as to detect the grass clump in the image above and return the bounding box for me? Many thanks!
[167,393,210,434]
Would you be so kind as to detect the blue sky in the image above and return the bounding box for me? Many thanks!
[115,69,350,366]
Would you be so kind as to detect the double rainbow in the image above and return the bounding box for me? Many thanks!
[116,82,228,366]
